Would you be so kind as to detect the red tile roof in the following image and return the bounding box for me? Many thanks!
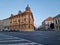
[45,17,53,21]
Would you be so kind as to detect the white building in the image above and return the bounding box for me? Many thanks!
[0,20,3,30]
[0,18,10,31]
[42,17,53,30]
[53,14,60,31]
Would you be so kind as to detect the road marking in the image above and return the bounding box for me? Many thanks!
[0,43,42,45]
[0,39,29,42]
[0,39,42,45]
[0,33,43,45]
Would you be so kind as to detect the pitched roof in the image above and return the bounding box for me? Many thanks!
[45,17,53,21]
[53,14,60,18]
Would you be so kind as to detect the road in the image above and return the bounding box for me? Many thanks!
[0,31,60,45]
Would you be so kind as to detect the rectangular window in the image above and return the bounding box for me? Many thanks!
[59,26,60,29]
[55,20,57,24]
[10,22,11,23]
[18,20,20,22]
[57,19,60,24]
[58,19,59,24]
[59,20,60,24]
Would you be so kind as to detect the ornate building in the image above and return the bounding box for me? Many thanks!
[9,5,34,31]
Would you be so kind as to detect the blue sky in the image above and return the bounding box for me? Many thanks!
[0,0,60,28]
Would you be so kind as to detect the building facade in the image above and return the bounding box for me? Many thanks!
[0,18,10,31]
[9,5,34,31]
[3,18,10,30]
[0,20,3,30]
[53,14,60,31]
[42,17,53,30]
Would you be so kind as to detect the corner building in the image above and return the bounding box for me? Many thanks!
[9,5,34,31]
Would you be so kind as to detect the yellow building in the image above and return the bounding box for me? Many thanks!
[9,5,34,31]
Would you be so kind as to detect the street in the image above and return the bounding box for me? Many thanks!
[0,31,60,45]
